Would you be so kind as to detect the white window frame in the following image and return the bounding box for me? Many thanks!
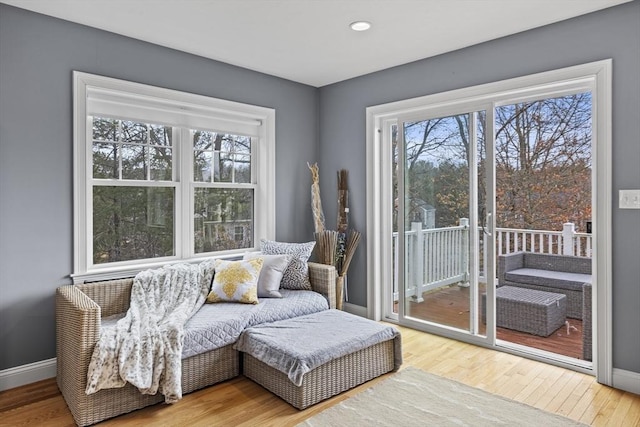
[366,60,612,385]
[73,71,275,283]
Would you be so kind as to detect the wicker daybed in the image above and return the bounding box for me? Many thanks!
[56,262,337,427]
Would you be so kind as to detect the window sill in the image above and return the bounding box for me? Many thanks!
[71,254,243,284]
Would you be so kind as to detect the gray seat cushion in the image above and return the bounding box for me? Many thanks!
[181,289,328,358]
[102,289,330,360]
[505,267,591,291]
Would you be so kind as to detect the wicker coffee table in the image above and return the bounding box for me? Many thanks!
[482,286,567,337]
[235,309,402,409]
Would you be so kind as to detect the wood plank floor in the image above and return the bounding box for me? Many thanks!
[397,284,586,360]
[1,325,637,426]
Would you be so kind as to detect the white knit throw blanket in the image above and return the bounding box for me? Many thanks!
[85,261,213,403]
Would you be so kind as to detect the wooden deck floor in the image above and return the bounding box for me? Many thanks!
[395,284,586,360]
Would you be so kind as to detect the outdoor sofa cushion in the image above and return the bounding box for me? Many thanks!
[505,267,592,292]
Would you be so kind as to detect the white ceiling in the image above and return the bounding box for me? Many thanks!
[1,0,633,87]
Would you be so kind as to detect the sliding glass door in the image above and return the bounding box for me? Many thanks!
[389,93,594,365]
[372,61,610,377]
[395,110,493,337]
[492,93,593,361]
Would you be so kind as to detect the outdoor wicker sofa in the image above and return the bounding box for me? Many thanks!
[496,252,593,361]
[56,262,337,427]
[497,251,592,319]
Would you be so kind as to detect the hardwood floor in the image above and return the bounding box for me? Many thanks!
[1,326,638,426]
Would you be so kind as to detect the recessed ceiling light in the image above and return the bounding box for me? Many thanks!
[350,21,371,32]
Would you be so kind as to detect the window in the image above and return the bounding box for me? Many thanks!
[73,72,275,282]
[234,226,245,243]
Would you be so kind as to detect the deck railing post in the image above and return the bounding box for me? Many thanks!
[563,222,575,256]
[411,222,424,302]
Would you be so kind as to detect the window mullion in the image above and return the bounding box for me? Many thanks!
[146,124,151,181]
[117,120,123,180]
[84,115,93,274]
[178,128,192,258]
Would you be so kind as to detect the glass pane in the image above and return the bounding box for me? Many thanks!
[218,151,233,182]
[93,186,174,264]
[494,93,592,359]
[121,144,146,180]
[93,142,118,179]
[121,121,147,143]
[233,136,251,155]
[150,147,172,181]
[391,124,399,315]
[192,130,252,184]
[194,188,253,253]
[193,130,214,151]
[476,111,487,338]
[150,124,172,146]
[495,93,592,235]
[234,154,251,183]
[194,150,212,182]
[220,134,236,152]
[402,114,471,332]
[92,117,174,182]
[92,117,118,141]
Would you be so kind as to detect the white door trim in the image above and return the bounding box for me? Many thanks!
[366,59,613,385]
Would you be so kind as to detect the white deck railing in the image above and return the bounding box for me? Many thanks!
[496,223,592,258]
[393,220,470,302]
[393,221,592,300]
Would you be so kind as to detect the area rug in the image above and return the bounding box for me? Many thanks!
[298,367,586,426]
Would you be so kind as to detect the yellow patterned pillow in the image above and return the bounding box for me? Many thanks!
[207,258,263,304]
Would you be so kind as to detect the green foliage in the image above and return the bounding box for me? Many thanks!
[91,117,255,264]
[93,186,174,264]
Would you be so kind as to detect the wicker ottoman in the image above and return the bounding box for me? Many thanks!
[482,286,567,337]
[235,309,401,409]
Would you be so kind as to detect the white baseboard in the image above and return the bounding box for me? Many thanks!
[0,358,56,391]
[343,302,368,318]
[612,368,640,395]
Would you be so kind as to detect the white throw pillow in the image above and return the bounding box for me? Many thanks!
[260,239,315,290]
[243,253,291,298]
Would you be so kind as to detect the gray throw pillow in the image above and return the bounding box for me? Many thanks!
[243,253,290,298]
[260,239,315,290]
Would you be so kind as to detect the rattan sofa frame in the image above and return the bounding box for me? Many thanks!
[56,262,336,427]
[497,251,591,319]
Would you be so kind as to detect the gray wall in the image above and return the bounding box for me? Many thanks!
[0,4,318,370]
[1,2,639,376]
[318,1,640,373]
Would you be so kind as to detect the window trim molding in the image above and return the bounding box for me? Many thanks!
[72,71,275,283]
[366,60,612,384]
